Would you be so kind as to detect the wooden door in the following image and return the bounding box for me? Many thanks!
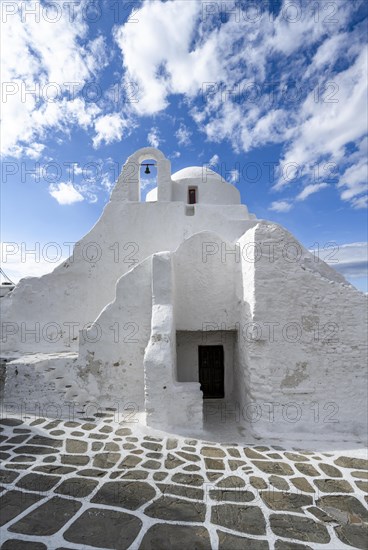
[188,188,197,204]
[198,346,224,398]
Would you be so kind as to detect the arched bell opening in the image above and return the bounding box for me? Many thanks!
[139,159,157,201]
[112,147,171,202]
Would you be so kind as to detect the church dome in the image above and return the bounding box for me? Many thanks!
[171,166,226,184]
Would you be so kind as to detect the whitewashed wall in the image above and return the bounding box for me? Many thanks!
[76,258,153,411]
[236,222,368,440]
[2,205,254,354]
[144,253,203,430]
[173,231,240,331]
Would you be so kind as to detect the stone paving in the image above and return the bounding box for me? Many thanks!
[0,414,367,550]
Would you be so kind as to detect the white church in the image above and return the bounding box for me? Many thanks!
[1,148,367,440]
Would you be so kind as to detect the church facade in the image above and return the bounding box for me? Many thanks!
[2,148,367,440]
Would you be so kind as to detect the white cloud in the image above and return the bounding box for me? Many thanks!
[23,142,45,160]
[101,172,115,192]
[306,26,363,76]
[114,1,212,115]
[93,113,128,148]
[339,160,367,200]
[249,109,292,151]
[270,182,329,212]
[337,138,368,204]
[208,154,220,168]
[1,241,67,283]
[65,98,100,130]
[113,0,365,210]
[276,46,368,196]
[227,169,240,185]
[147,127,161,148]
[0,259,66,284]
[140,177,156,191]
[49,182,84,205]
[309,33,347,73]
[175,123,192,146]
[267,2,352,56]
[47,158,121,201]
[114,0,352,119]
[269,200,293,213]
[309,242,368,280]
[351,195,368,209]
[1,1,108,157]
[296,183,329,201]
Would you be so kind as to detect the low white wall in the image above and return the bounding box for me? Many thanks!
[144,253,203,430]
[3,353,78,416]
[75,258,153,411]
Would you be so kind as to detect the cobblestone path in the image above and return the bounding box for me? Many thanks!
[0,414,367,549]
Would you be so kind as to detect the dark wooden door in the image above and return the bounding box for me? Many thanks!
[198,346,224,398]
[188,188,197,204]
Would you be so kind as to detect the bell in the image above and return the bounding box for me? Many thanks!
[144,165,150,175]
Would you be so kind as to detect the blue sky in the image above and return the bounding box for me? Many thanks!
[1,0,367,290]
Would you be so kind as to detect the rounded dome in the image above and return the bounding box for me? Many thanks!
[171,166,226,184]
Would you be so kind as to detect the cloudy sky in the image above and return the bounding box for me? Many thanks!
[1,0,367,290]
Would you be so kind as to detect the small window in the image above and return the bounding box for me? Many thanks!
[188,187,197,204]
